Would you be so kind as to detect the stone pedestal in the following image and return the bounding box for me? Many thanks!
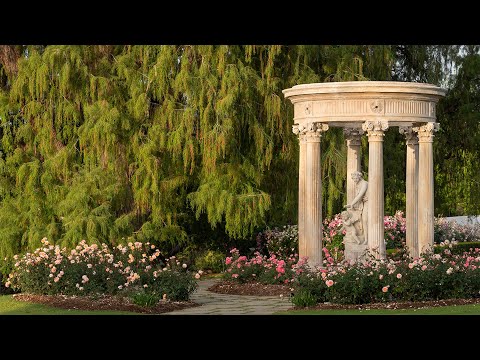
[363,121,389,259]
[414,123,439,255]
[344,243,369,263]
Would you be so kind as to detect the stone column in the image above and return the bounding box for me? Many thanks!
[414,122,439,255]
[362,121,389,259]
[293,122,329,267]
[399,127,419,258]
[293,124,307,258]
[344,128,364,204]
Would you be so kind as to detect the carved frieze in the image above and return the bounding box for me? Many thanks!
[293,99,435,122]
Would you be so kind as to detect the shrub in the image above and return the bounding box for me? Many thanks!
[0,257,14,295]
[145,266,198,301]
[6,238,198,301]
[384,211,406,249]
[254,210,410,262]
[291,247,480,306]
[322,215,345,261]
[434,241,480,255]
[130,291,162,307]
[194,250,225,273]
[291,288,317,307]
[256,225,298,260]
[434,218,480,244]
[223,248,300,285]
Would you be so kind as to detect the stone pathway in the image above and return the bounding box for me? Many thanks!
[165,279,293,315]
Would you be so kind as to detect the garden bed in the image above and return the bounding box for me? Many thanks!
[300,297,480,310]
[12,293,200,314]
[208,281,480,311]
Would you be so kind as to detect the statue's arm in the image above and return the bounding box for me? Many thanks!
[349,181,368,207]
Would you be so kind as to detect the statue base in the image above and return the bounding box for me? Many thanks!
[344,243,369,263]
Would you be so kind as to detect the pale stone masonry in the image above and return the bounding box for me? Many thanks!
[344,128,363,205]
[293,122,328,266]
[414,122,440,255]
[363,120,389,259]
[283,82,446,264]
[399,126,419,258]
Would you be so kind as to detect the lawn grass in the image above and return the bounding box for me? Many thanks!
[276,304,480,315]
[0,295,136,315]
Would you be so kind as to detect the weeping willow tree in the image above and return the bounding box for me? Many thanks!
[0,45,468,259]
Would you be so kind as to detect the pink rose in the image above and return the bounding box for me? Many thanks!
[382,286,389,293]
[325,280,334,287]
[396,273,402,279]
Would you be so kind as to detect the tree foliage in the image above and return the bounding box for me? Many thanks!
[0,45,477,259]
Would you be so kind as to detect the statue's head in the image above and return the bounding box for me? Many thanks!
[341,210,350,219]
[351,171,362,183]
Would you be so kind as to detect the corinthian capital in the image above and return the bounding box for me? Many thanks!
[293,122,329,142]
[412,122,439,142]
[362,121,389,140]
[343,127,364,146]
[399,126,418,145]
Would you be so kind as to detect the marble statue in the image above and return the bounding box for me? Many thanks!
[345,171,368,244]
[340,210,361,244]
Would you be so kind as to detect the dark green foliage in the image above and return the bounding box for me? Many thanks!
[291,288,317,308]
[130,291,161,307]
[193,249,225,273]
[0,45,478,259]
[145,270,197,301]
[435,49,480,217]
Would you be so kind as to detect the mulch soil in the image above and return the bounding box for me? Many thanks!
[12,293,200,314]
[304,297,480,311]
[208,280,480,311]
[11,281,480,313]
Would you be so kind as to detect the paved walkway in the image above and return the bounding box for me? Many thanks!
[165,279,293,315]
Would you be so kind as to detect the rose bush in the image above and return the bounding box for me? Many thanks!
[5,238,199,301]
